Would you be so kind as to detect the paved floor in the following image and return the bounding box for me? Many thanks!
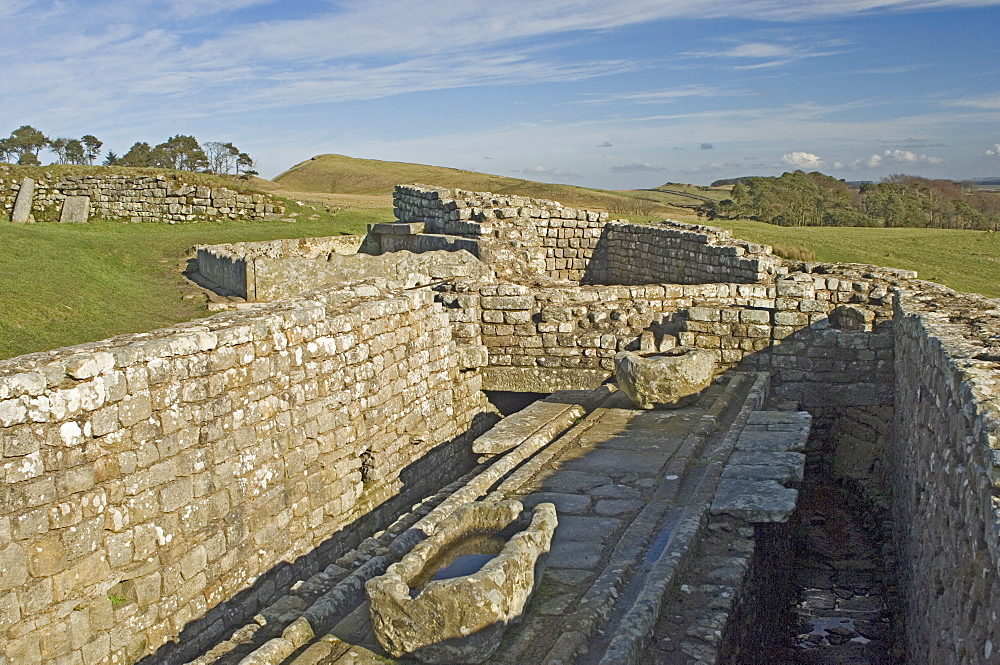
[308,375,759,664]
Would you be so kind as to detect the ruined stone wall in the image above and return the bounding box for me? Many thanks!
[457,265,904,404]
[0,285,493,665]
[1,171,283,223]
[891,288,1000,664]
[393,184,609,280]
[603,221,781,285]
[197,236,492,301]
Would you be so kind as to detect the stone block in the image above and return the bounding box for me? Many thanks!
[11,177,34,223]
[59,196,91,223]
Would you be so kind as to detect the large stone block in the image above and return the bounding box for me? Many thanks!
[10,177,35,223]
[614,347,716,409]
[59,196,90,223]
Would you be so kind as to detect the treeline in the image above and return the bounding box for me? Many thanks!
[700,171,1000,230]
[0,125,256,177]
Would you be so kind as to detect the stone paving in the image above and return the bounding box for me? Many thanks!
[199,372,811,665]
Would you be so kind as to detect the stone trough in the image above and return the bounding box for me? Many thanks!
[613,346,716,409]
[365,499,557,664]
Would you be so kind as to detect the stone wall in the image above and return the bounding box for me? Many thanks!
[197,236,493,301]
[390,185,781,284]
[452,265,904,404]
[0,284,494,665]
[603,221,781,285]
[393,184,610,281]
[891,288,1000,663]
[1,170,284,223]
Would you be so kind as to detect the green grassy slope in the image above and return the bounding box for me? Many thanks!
[0,209,390,359]
[710,218,1000,297]
[272,153,683,214]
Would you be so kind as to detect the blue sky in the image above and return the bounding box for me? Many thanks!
[2,0,999,187]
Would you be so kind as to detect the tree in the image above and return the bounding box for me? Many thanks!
[4,125,49,163]
[81,135,102,165]
[119,141,153,167]
[236,152,257,178]
[103,151,120,166]
[150,135,208,171]
[49,137,70,164]
[204,141,240,174]
[65,139,85,165]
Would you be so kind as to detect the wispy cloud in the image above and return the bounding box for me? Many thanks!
[782,151,825,168]
[610,162,667,172]
[985,143,1000,156]
[580,84,749,104]
[683,39,849,69]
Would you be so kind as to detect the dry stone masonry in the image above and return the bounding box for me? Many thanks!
[1,169,284,224]
[2,183,1000,663]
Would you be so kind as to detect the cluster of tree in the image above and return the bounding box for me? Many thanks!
[700,171,1000,230]
[106,136,256,177]
[1,126,256,177]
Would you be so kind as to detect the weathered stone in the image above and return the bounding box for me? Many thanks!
[59,195,90,223]
[366,500,556,663]
[10,177,35,223]
[614,347,716,409]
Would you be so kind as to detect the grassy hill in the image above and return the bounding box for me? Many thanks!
[272,153,711,218]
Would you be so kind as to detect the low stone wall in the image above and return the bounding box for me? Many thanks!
[197,235,493,301]
[1,170,284,223]
[0,285,493,665]
[891,288,1000,663]
[603,220,781,285]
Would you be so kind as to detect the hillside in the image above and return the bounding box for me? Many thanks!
[272,153,706,218]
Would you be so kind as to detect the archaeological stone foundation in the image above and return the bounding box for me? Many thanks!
[1,183,999,664]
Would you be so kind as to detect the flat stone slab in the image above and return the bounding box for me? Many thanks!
[710,479,799,522]
[59,195,90,223]
[726,451,806,483]
[369,221,424,234]
[595,499,645,516]
[747,410,812,427]
[734,429,807,452]
[590,483,641,500]
[521,492,592,515]
[11,177,34,223]
[722,464,797,484]
[551,516,620,545]
[538,470,608,493]
[547,541,605,569]
[473,397,585,455]
[561,448,671,477]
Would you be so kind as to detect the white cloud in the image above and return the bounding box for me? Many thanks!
[846,149,944,169]
[782,151,824,168]
[610,162,667,173]
[986,143,1000,156]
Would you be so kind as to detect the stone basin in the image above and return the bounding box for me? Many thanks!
[614,346,716,409]
[366,499,557,664]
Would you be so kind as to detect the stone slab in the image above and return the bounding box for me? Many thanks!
[520,492,592,515]
[369,221,424,235]
[551,515,620,545]
[722,464,797,484]
[710,479,799,522]
[538,470,608,494]
[473,398,584,455]
[11,177,34,223]
[59,195,90,223]
[594,499,644,516]
[561,448,671,477]
[726,450,806,483]
[746,410,811,426]
[590,483,641,500]
[734,429,807,452]
[547,541,605,569]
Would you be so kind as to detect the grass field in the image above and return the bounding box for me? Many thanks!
[2,156,997,360]
[0,208,390,359]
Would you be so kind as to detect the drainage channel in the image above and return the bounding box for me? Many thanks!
[776,477,903,665]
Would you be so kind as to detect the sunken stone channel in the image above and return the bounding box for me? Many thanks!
[365,499,558,664]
